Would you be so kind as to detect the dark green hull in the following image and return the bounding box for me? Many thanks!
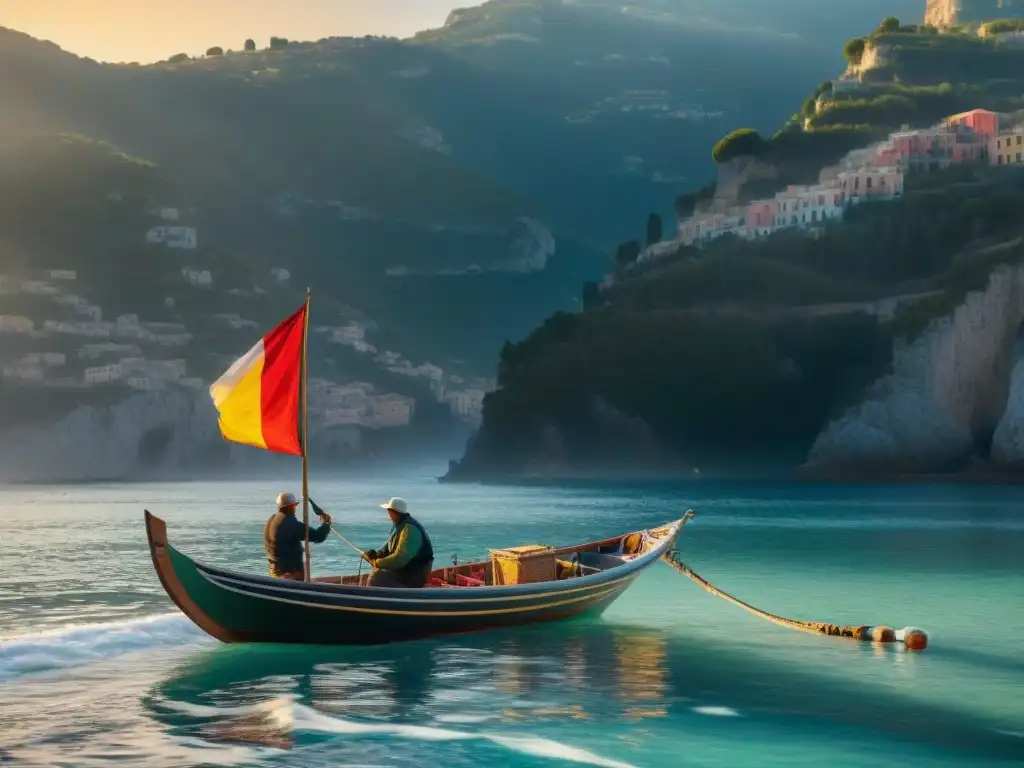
[145,510,688,645]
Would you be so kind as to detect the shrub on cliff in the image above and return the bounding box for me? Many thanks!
[877,17,901,34]
[712,129,768,164]
[844,37,867,66]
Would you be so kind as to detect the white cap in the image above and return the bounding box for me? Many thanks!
[380,497,408,514]
[276,492,299,510]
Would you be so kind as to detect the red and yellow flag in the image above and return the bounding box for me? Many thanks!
[209,304,306,455]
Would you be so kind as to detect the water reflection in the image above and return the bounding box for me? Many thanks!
[146,622,673,749]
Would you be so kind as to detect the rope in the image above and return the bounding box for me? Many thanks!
[661,550,928,650]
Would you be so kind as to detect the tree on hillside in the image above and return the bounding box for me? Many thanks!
[206,46,224,57]
[244,38,256,52]
[711,128,767,164]
[269,36,290,50]
[615,240,641,271]
[878,17,900,34]
[843,37,867,66]
[646,213,663,247]
[168,53,189,64]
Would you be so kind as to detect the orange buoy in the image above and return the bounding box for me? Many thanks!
[902,628,929,651]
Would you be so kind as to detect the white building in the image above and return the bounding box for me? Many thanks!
[84,363,122,384]
[126,376,165,391]
[445,389,486,424]
[78,343,142,360]
[147,226,198,249]
[2,361,44,382]
[43,320,113,338]
[0,316,34,333]
[324,407,366,426]
[48,269,77,281]
[211,313,258,330]
[22,352,66,367]
[181,267,213,288]
[72,305,103,321]
[152,206,180,221]
[20,280,58,296]
[370,394,415,428]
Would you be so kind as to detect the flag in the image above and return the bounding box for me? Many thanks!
[209,303,306,455]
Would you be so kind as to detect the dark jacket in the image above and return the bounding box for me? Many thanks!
[264,511,331,576]
[374,514,434,577]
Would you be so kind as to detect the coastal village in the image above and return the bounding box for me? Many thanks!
[632,107,1024,268]
[0,205,490,438]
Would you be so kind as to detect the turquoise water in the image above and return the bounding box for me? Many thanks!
[1,475,1022,766]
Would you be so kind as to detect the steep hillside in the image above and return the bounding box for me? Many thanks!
[445,164,1024,481]
[925,0,1024,26]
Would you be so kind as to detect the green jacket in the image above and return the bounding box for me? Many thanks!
[374,515,433,572]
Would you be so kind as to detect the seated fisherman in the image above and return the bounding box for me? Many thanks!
[363,497,434,588]
[264,492,332,580]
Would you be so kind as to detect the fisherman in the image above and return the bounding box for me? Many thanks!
[264,492,333,580]
[363,497,435,588]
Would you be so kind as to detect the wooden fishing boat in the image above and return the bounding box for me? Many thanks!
[144,510,692,646]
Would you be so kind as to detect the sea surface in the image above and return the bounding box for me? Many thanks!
[1,472,1022,767]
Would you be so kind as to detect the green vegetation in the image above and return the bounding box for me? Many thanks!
[712,129,768,164]
[449,163,1024,478]
[844,37,867,65]
[206,46,224,57]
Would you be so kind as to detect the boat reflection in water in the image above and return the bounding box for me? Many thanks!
[145,621,674,753]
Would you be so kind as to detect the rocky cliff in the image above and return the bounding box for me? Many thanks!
[0,389,287,483]
[806,263,1024,473]
[924,0,1024,26]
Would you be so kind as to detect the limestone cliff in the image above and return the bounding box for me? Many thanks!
[925,0,1024,26]
[990,339,1024,462]
[806,264,1024,472]
[0,389,283,483]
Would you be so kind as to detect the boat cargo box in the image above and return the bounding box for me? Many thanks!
[489,545,556,585]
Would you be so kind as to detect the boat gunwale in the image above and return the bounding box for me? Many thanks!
[147,511,686,600]
[144,510,690,643]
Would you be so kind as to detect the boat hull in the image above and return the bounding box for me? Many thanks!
[145,510,685,646]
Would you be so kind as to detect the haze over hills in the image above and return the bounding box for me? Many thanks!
[0,0,933,479]
[445,8,1024,482]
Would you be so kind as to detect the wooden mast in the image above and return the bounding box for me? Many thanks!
[301,287,312,581]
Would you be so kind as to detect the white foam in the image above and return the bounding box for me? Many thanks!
[0,612,205,681]
[292,703,637,767]
[693,706,740,717]
[434,713,495,724]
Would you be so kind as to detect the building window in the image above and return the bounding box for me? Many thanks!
[866,177,872,189]
[1017,152,1022,163]
[1018,136,1023,145]
[811,210,818,222]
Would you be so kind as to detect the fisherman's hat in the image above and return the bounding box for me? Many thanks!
[276,491,300,510]
[380,497,409,515]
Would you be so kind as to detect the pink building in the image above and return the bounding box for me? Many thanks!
[745,200,779,237]
[838,167,904,201]
[944,109,1000,139]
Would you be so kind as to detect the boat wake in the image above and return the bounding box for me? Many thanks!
[0,612,205,682]
[160,696,639,768]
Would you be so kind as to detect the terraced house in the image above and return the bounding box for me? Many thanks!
[645,108,1011,263]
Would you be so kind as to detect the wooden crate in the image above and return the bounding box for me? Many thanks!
[489,545,556,585]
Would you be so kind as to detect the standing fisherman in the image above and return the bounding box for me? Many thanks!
[264,492,333,580]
